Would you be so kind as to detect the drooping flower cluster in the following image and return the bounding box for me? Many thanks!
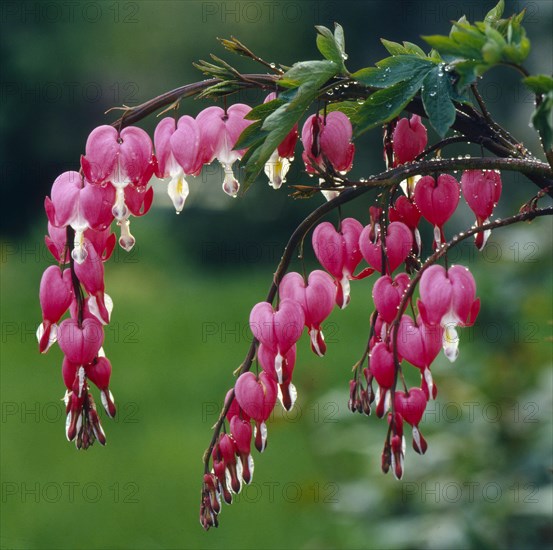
[38,102,283,447]
[200,114,505,526]
[36,81,508,530]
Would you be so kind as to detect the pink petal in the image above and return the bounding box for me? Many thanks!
[171,115,202,175]
[153,117,176,177]
[82,126,119,184]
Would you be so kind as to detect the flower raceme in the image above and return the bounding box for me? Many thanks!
[35,78,509,529]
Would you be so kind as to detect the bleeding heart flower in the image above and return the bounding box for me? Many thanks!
[359,221,412,274]
[392,115,427,165]
[301,111,355,175]
[372,273,410,324]
[394,388,428,454]
[37,266,73,353]
[389,195,422,255]
[369,341,399,417]
[418,264,480,362]
[279,270,335,356]
[263,93,298,189]
[196,104,253,197]
[81,125,155,188]
[73,242,110,324]
[57,317,104,365]
[234,371,278,453]
[230,416,254,484]
[154,116,203,212]
[312,218,371,308]
[234,371,278,423]
[86,356,116,418]
[414,174,459,248]
[218,433,241,493]
[460,169,502,250]
[45,171,115,263]
[249,299,304,383]
[257,343,297,411]
[397,314,443,399]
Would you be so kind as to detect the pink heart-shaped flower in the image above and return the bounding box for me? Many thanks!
[234,372,278,422]
[360,221,412,274]
[394,388,427,426]
[57,318,104,365]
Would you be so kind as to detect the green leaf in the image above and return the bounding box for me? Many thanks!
[353,74,427,137]
[240,60,339,191]
[523,75,553,95]
[380,39,408,56]
[454,60,486,88]
[334,23,346,55]
[531,90,553,150]
[380,39,427,58]
[233,120,264,150]
[323,101,362,119]
[403,41,427,57]
[282,60,339,85]
[422,34,482,58]
[316,25,346,71]
[352,55,435,88]
[244,99,284,120]
[484,0,505,24]
[421,67,457,138]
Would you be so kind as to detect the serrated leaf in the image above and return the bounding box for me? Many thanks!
[523,75,553,95]
[422,34,482,58]
[421,67,457,138]
[316,25,346,71]
[403,41,427,57]
[352,55,434,88]
[353,75,427,137]
[334,23,346,55]
[484,0,505,24]
[380,38,409,56]
[284,60,339,85]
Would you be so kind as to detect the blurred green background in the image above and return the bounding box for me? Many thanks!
[1,1,552,549]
